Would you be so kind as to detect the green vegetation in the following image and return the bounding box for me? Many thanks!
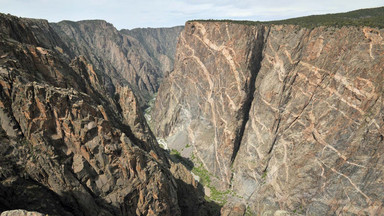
[267,7,384,28]
[192,161,233,205]
[189,6,384,29]
[209,187,232,205]
[157,138,168,150]
[143,93,157,129]
[169,149,183,161]
[170,149,181,157]
[245,206,253,216]
[261,171,267,179]
[293,205,305,214]
[189,19,262,26]
[192,162,211,185]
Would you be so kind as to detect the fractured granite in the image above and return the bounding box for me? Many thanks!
[153,21,384,215]
[0,12,186,216]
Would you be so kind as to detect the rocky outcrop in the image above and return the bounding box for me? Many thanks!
[4,9,383,216]
[1,210,45,216]
[232,25,384,215]
[52,21,182,105]
[153,21,265,188]
[121,26,184,78]
[153,21,384,214]
[0,13,182,215]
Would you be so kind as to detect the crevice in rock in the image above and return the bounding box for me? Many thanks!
[230,26,267,164]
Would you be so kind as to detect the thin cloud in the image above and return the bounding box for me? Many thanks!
[0,0,382,29]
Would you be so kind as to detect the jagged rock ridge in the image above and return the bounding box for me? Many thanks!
[121,26,184,78]
[153,21,384,215]
[0,12,212,216]
[51,20,182,105]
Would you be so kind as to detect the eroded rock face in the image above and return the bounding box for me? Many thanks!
[153,22,264,188]
[121,26,184,77]
[233,25,384,215]
[153,21,384,214]
[0,13,181,215]
[52,21,182,105]
[1,210,45,216]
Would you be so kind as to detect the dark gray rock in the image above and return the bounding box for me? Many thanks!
[121,26,184,77]
[0,13,181,216]
[52,21,182,106]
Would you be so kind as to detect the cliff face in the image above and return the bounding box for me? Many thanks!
[52,21,182,105]
[3,10,384,216]
[153,22,264,187]
[0,13,182,215]
[153,21,384,214]
[121,26,184,78]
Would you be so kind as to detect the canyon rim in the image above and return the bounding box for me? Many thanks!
[1,6,384,216]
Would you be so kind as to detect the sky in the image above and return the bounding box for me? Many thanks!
[0,0,383,30]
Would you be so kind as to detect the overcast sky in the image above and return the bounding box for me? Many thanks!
[0,0,383,29]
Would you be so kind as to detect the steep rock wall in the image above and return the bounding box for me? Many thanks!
[52,21,182,105]
[233,25,384,215]
[0,13,180,215]
[153,21,384,214]
[51,20,158,104]
[121,26,184,78]
[153,22,264,188]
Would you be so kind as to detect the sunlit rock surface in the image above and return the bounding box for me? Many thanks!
[0,13,183,216]
[153,21,384,215]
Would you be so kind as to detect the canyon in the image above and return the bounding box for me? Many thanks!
[1,7,384,216]
[0,13,212,216]
[153,20,384,215]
